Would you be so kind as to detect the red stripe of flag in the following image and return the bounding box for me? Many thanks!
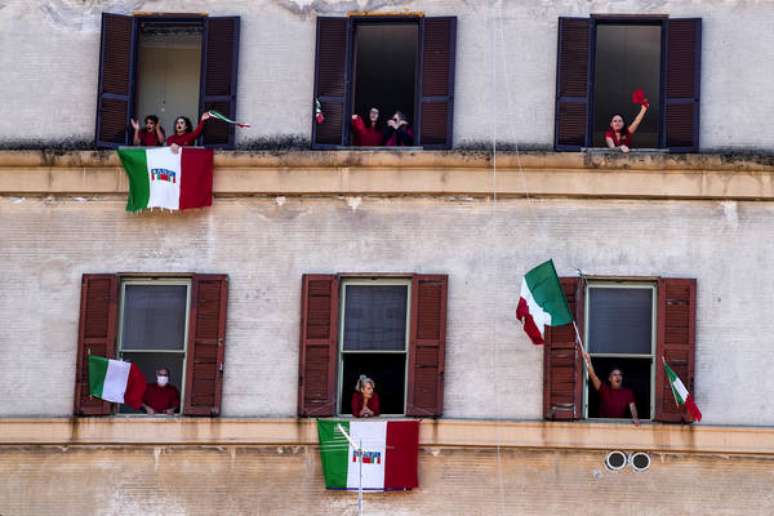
[180,148,214,210]
[384,420,419,490]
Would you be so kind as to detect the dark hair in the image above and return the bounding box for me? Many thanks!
[608,365,623,377]
[610,113,628,135]
[144,115,159,125]
[175,116,194,133]
[393,111,409,124]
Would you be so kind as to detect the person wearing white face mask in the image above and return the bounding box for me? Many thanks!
[142,367,180,415]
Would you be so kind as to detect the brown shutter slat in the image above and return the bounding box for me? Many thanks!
[406,275,448,417]
[664,19,701,151]
[656,278,697,423]
[312,18,351,148]
[554,18,591,151]
[95,13,136,148]
[200,17,241,148]
[417,17,456,149]
[543,277,583,420]
[74,274,119,416]
[298,275,339,416]
[184,275,228,416]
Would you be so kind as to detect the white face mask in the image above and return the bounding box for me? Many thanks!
[157,375,169,387]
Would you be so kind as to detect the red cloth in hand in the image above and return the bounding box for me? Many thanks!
[632,88,649,108]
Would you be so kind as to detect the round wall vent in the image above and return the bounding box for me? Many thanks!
[604,450,628,471]
[630,452,651,472]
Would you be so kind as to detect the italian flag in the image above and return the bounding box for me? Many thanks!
[88,355,147,409]
[664,359,702,422]
[516,259,573,345]
[317,419,419,490]
[117,147,214,212]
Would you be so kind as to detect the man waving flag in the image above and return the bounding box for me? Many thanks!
[516,259,573,345]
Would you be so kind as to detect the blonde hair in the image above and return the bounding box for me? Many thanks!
[355,374,375,392]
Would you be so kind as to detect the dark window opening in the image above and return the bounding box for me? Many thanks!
[351,22,418,143]
[587,357,651,420]
[117,282,189,415]
[593,24,661,148]
[339,282,409,415]
[136,23,203,141]
[586,285,654,420]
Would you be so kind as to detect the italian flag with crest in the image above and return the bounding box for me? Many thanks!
[516,259,574,345]
[117,147,214,212]
[317,419,419,490]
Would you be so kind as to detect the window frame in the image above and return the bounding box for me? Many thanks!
[582,281,657,421]
[336,277,412,417]
[116,277,192,416]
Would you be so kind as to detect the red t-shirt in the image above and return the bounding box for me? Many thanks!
[166,120,205,146]
[351,116,383,146]
[351,391,381,417]
[605,128,633,147]
[143,383,180,412]
[136,130,164,146]
[598,384,635,418]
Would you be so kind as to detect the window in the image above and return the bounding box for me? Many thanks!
[584,283,655,420]
[95,13,240,149]
[338,279,411,415]
[554,16,701,152]
[543,277,696,423]
[298,274,447,418]
[312,16,457,150]
[74,274,228,416]
[117,279,191,414]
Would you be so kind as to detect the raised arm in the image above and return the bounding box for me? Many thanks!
[131,118,141,145]
[627,104,649,134]
[582,350,602,391]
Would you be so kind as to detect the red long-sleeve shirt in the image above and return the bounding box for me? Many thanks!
[351,116,384,146]
[136,129,164,146]
[143,383,180,412]
[166,120,205,146]
[351,391,381,417]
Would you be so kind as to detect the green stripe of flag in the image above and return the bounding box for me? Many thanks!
[117,148,150,212]
[317,419,350,489]
[524,260,573,326]
[88,355,109,397]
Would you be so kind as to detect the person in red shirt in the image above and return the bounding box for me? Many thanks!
[131,115,165,146]
[142,367,180,415]
[604,101,649,153]
[351,375,381,418]
[383,111,414,147]
[351,107,384,146]
[583,351,640,425]
[166,112,212,151]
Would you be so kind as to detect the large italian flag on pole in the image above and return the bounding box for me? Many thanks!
[317,419,419,490]
[663,359,702,422]
[88,355,147,409]
[117,147,214,212]
[516,259,573,345]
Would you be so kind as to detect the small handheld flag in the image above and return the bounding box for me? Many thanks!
[208,110,251,128]
[315,98,325,125]
[663,358,702,422]
[516,260,573,345]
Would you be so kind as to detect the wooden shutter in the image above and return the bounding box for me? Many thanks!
[663,19,701,152]
[199,17,241,149]
[298,275,340,416]
[311,17,352,148]
[655,278,697,422]
[95,13,137,149]
[74,274,119,416]
[183,274,229,416]
[543,277,584,419]
[417,17,457,149]
[554,18,592,151]
[406,275,448,417]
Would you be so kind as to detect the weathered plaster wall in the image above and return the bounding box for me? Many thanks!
[2,194,774,424]
[2,445,774,515]
[0,0,772,149]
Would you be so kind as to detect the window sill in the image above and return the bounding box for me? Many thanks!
[1,418,772,455]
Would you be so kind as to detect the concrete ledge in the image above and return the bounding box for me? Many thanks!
[1,418,773,455]
[2,150,774,200]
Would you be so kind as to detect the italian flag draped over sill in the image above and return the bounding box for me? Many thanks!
[117,147,214,212]
[317,419,419,490]
[664,360,703,422]
[516,259,573,345]
[88,355,146,409]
